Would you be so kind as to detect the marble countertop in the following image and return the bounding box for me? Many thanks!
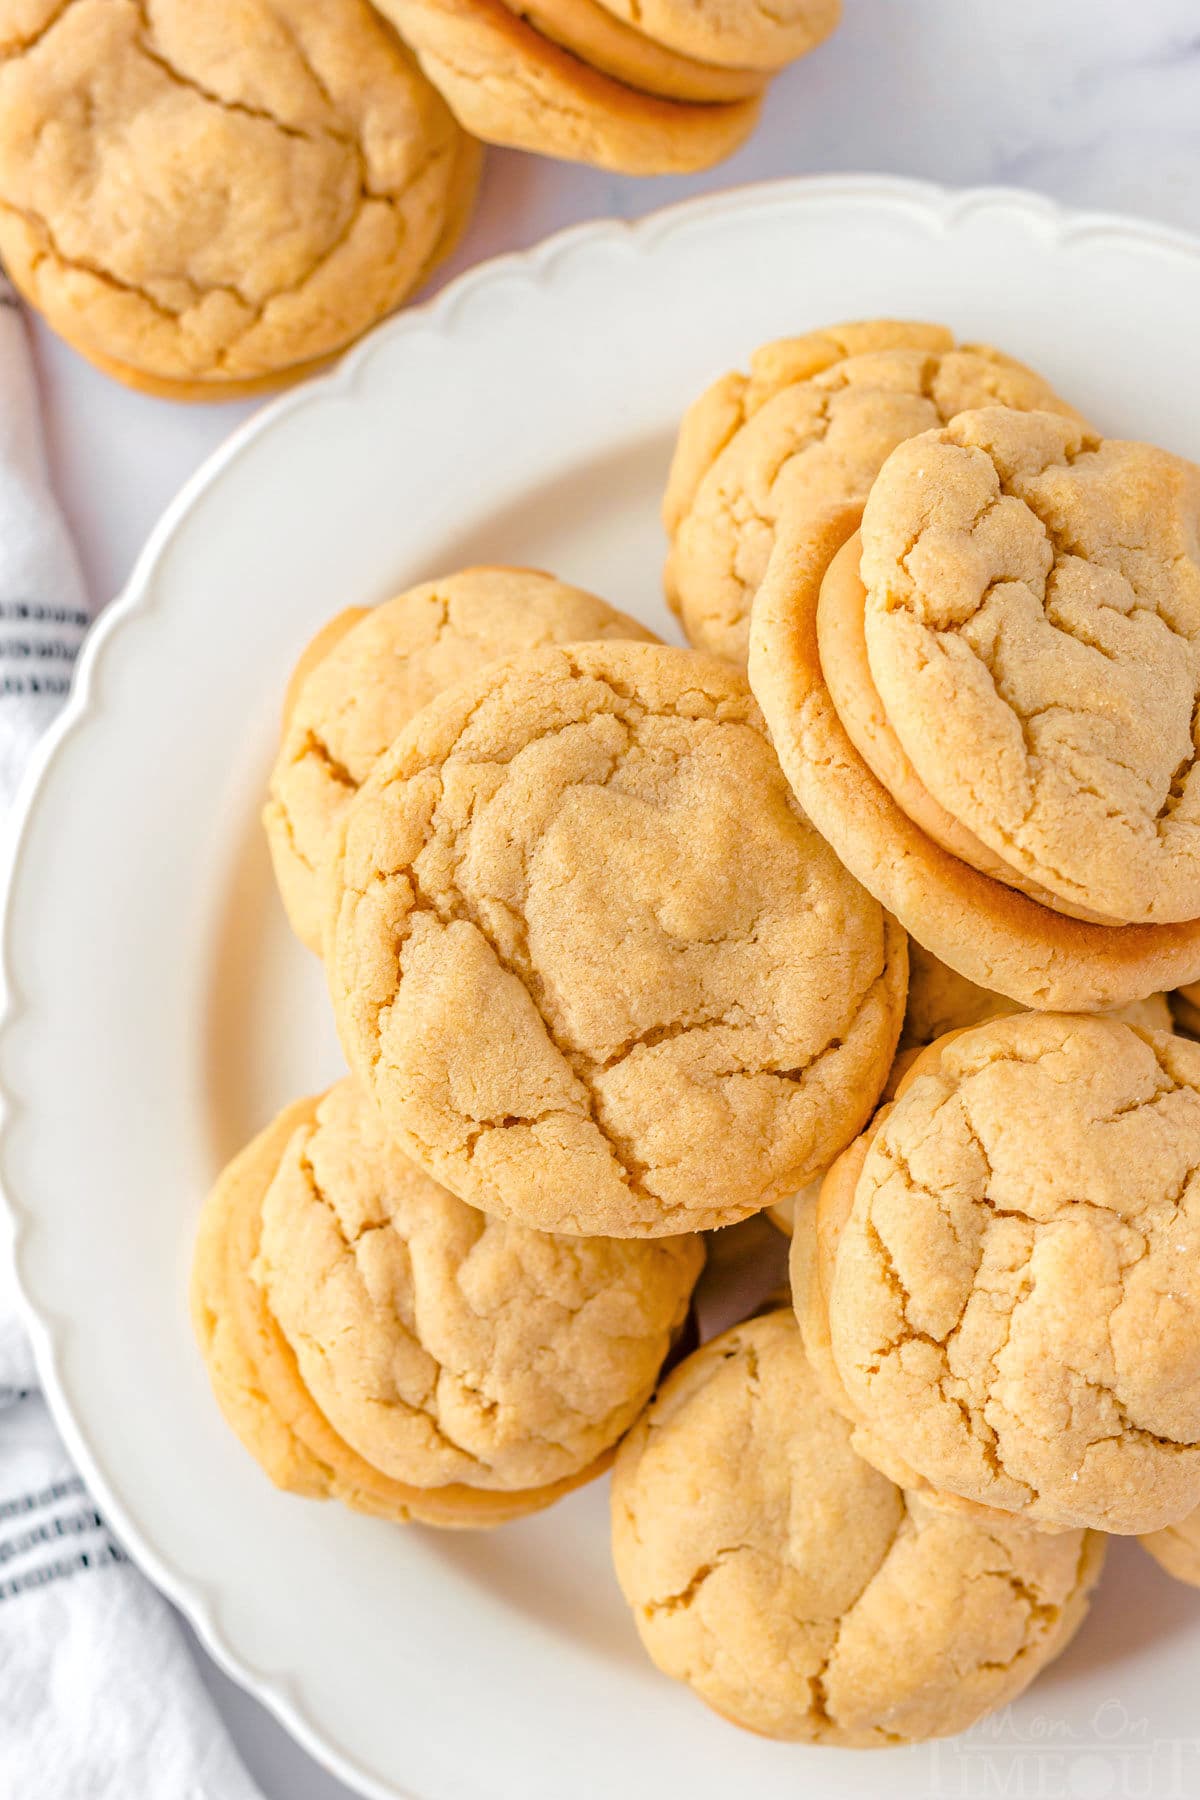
[28,1,1200,1793]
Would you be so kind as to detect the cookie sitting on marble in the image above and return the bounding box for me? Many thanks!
[0,0,480,397]
[371,0,761,174]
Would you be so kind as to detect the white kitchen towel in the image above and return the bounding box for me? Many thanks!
[0,276,264,1800]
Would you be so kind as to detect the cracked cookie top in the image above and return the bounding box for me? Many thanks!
[749,506,1200,1011]
[611,1309,1102,1745]
[860,407,1200,925]
[824,1012,1200,1533]
[264,566,654,953]
[193,1094,619,1525]
[200,1078,703,1500]
[0,0,476,393]
[327,641,907,1236]
[664,321,1081,666]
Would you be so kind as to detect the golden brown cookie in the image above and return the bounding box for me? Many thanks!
[611,1310,1104,1744]
[749,505,1200,1009]
[858,408,1200,925]
[903,940,1172,1046]
[595,0,837,69]
[1141,1508,1200,1585]
[500,0,766,100]
[665,323,1082,665]
[192,1081,703,1524]
[265,566,654,954]
[818,528,1115,926]
[792,1086,1058,1530]
[328,640,907,1237]
[799,1013,1200,1534]
[0,0,480,399]
[371,0,760,173]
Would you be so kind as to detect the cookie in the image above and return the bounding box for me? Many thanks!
[903,940,1172,1047]
[1141,1508,1200,1586]
[371,0,760,173]
[665,323,1082,665]
[192,1081,703,1524]
[500,0,766,101]
[0,0,480,398]
[858,408,1200,925]
[594,0,838,70]
[264,566,654,954]
[749,504,1200,1009]
[792,1086,1069,1529]
[611,1310,1104,1745]
[327,640,907,1237]
[819,528,1115,926]
[799,1013,1200,1533]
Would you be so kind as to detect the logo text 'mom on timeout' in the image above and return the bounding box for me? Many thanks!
[922,1702,1200,1799]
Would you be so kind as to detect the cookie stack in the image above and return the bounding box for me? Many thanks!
[194,315,1200,1751]
[194,1076,703,1525]
[0,0,843,396]
[197,561,909,1525]
[630,324,1200,1736]
[745,392,1200,1009]
[0,0,482,398]
[369,0,837,173]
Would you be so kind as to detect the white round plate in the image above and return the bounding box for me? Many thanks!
[5,176,1200,1800]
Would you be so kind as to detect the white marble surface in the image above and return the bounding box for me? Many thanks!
[23,1,1200,1794]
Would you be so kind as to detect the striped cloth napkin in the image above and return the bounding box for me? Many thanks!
[0,275,263,1800]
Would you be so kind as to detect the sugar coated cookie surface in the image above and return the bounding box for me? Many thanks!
[328,641,906,1236]
[860,408,1200,924]
[0,0,478,395]
[265,566,654,953]
[611,1310,1103,1744]
[192,1081,703,1523]
[821,1013,1200,1533]
[666,322,1081,665]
